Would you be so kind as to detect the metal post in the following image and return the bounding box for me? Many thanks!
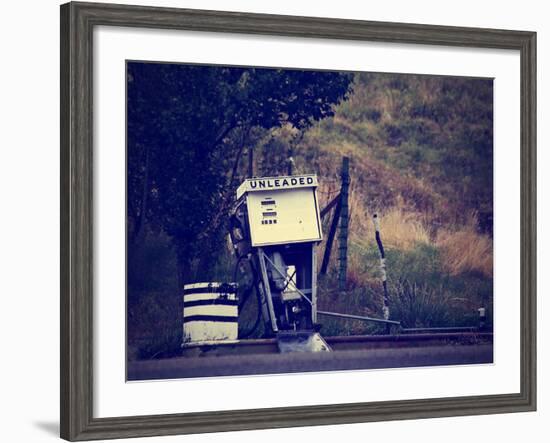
[373,214,390,322]
[478,307,487,331]
[338,157,350,290]
[257,248,278,333]
[311,244,317,324]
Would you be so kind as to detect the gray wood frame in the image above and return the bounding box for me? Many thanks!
[60,1,536,440]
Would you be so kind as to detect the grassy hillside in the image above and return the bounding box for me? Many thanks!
[256,72,494,336]
[295,72,493,229]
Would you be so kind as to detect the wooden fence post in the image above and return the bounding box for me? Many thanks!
[338,157,350,290]
[320,199,341,275]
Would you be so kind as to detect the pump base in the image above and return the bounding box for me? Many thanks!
[276,331,331,353]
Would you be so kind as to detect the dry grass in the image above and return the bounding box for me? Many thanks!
[370,206,430,250]
[318,171,493,281]
[348,190,430,251]
[436,214,493,278]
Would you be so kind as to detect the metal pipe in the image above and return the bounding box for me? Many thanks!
[311,243,318,324]
[257,248,279,333]
[262,251,312,306]
[401,326,478,333]
[317,310,401,326]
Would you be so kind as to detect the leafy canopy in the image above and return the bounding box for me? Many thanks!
[127,62,352,281]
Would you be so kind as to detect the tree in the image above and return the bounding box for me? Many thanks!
[127,62,353,285]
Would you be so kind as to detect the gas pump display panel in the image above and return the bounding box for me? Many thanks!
[246,190,321,247]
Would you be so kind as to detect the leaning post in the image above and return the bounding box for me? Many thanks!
[319,198,341,276]
[373,213,391,333]
[338,156,350,290]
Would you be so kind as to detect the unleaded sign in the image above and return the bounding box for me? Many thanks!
[236,174,318,199]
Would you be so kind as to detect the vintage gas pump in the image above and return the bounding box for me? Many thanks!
[230,174,330,352]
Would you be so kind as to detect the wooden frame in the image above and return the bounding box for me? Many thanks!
[60,1,536,440]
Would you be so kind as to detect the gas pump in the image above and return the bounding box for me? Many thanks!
[230,174,330,352]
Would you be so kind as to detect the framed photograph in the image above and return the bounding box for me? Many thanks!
[60,1,536,440]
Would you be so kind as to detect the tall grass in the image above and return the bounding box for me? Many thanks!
[344,190,492,278]
[436,213,493,278]
[388,280,455,328]
[314,192,493,334]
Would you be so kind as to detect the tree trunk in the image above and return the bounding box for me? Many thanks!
[130,144,150,248]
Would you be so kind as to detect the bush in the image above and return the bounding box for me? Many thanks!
[388,279,454,328]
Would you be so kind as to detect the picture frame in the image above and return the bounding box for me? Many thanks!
[60,1,536,441]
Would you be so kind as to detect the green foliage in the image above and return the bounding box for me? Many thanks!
[127,63,353,285]
[385,244,443,285]
[388,280,455,329]
[128,290,181,360]
[315,239,493,336]
[127,230,178,295]
[317,273,382,336]
[134,327,182,361]
[379,243,490,328]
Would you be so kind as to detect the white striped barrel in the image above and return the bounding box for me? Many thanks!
[182,282,238,345]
